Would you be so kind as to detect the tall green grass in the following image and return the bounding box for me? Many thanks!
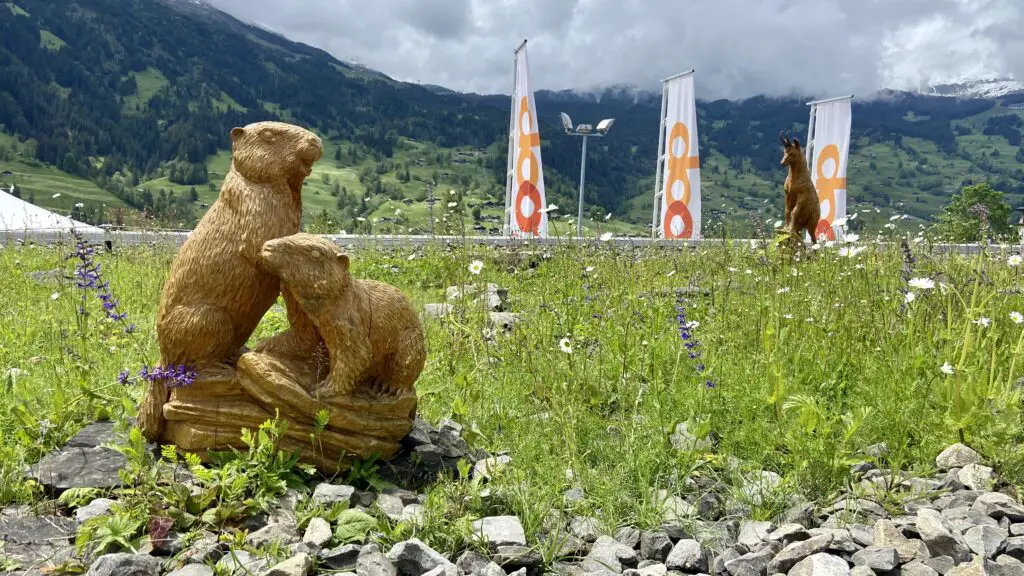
[1,235,1022,551]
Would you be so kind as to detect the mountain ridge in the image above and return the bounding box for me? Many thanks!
[1,0,1023,235]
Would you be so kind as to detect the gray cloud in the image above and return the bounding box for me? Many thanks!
[205,0,1023,99]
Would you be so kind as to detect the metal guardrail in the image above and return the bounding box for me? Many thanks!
[0,228,1020,256]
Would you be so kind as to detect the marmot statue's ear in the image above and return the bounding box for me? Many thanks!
[792,138,800,148]
[337,253,350,272]
[231,127,245,142]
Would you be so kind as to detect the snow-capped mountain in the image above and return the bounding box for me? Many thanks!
[923,78,1024,99]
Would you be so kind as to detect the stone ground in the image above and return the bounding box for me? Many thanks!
[4,411,1024,576]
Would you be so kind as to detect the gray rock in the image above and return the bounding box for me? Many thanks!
[456,551,489,574]
[825,499,888,523]
[852,547,900,572]
[918,509,972,562]
[180,532,225,564]
[75,498,116,523]
[565,486,586,504]
[639,531,673,562]
[167,566,215,576]
[489,312,522,332]
[473,455,512,480]
[376,493,405,523]
[779,498,817,529]
[386,539,454,576]
[447,283,506,311]
[937,445,983,471]
[1006,537,1024,561]
[637,563,669,576]
[541,531,589,559]
[866,443,889,459]
[995,555,1024,576]
[724,547,774,576]
[944,507,1001,531]
[851,567,876,576]
[29,422,131,491]
[260,553,313,576]
[740,471,783,507]
[571,516,602,543]
[924,557,956,575]
[493,545,544,570]
[313,484,356,506]
[85,553,162,576]
[974,495,1024,522]
[1011,526,1024,537]
[809,529,860,554]
[247,522,300,548]
[168,566,216,576]
[616,526,642,549]
[423,303,453,319]
[849,525,875,548]
[400,504,425,526]
[479,562,508,576]
[902,562,940,576]
[738,522,775,550]
[669,422,713,452]
[322,544,362,571]
[697,520,738,551]
[661,495,697,525]
[217,550,267,575]
[581,535,639,575]
[789,553,851,576]
[965,526,1008,558]
[767,534,834,574]
[0,513,77,569]
[421,565,460,576]
[960,465,996,492]
[666,539,706,572]
[768,524,811,547]
[948,558,1001,576]
[357,545,398,576]
[303,517,332,548]
[473,516,527,549]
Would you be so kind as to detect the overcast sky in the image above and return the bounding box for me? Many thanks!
[205,0,1022,100]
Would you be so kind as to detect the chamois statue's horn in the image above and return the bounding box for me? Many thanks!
[779,130,788,146]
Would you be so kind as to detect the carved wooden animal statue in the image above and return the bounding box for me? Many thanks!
[780,131,821,246]
[137,121,323,441]
[258,233,426,397]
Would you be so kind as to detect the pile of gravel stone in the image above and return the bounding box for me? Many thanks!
[5,414,1024,576]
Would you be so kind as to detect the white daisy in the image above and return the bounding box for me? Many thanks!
[974,317,991,328]
[1010,312,1023,325]
[843,233,861,243]
[447,201,458,208]
[905,292,916,304]
[1008,255,1023,267]
[599,232,613,242]
[908,277,935,291]
[50,292,60,300]
[468,260,484,275]
[559,338,573,354]
[940,362,954,376]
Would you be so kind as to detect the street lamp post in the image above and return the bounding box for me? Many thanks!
[561,113,615,239]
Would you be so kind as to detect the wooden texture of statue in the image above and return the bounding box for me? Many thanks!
[139,122,423,471]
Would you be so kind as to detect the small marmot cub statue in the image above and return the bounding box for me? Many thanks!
[137,121,323,441]
[258,233,426,397]
[779,131,821,247]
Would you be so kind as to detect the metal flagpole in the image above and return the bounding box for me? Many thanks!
[651,81,669,238]
[504,40,527,237]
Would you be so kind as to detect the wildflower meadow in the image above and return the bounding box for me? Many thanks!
[1,229,1024,570]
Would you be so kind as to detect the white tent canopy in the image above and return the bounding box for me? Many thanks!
[0,186,102,233]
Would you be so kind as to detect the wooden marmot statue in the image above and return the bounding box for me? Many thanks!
[779,131,821,246]
[137,121,323,441]
[257,233,426,397]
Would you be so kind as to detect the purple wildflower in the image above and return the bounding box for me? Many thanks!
[68,229,132,333]
[675,293,715,388]
[119,363,198,389]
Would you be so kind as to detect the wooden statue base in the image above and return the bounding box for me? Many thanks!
[160,349,417,473]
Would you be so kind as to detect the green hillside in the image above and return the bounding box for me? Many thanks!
[0,0,1023,236]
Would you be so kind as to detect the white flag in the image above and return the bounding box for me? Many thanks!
[658,72,701,239]
[507,44,548,238]
[809,97,851,241]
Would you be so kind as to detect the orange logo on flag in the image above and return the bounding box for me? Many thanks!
[514,96,542,235]
[814,144,846,241]
[663,121,699,239]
